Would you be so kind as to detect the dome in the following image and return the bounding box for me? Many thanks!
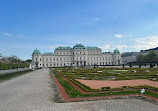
[87,46,101,50]
[113,49,120,54]
[55,46,72,50]
[33,48,41,54]
[73,44,85,49]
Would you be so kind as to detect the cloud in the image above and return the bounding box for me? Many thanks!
[88,17,100,21]
[2,33,12,36]
[99,45,110,51]
[2,33,27,38]
[132,35,158,50]
[114,34,122,38]
[128,35,132,37]
[50,45,67,49]
[93,17,100,21]
[117,45,128,49]
[15,34,26,38]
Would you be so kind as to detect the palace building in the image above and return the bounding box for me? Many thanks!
[32,44,122,68]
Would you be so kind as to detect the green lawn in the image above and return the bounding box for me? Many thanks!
[0,69,33,82]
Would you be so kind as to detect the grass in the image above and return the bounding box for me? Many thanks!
[53,69,144,98]
[53,69,82,98]
[0,69,33,82]
[61,68,158,81]
[144,91,158,98]
[53,68,158,99]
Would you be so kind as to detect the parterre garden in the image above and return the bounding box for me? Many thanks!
[61,68,158,81]
[52,67,158,100]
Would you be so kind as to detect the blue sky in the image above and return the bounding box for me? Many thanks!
[1,0,158,60]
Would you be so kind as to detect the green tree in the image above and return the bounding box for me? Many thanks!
[136,55,144,62]
[0,53,2,59]
[147,51,157,61]
[25,59,32,63]
[7,55,21,63]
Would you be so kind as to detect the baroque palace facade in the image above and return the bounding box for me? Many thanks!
[32,44,122,68]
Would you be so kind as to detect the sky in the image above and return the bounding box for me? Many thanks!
[1,0,158,60]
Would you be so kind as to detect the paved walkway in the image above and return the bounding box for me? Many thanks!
[0,69,157,111]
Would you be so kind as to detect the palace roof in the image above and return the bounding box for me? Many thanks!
[33,48,41,54]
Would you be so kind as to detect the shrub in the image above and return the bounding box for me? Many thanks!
[101,87,111,90]
[122,86,127,89]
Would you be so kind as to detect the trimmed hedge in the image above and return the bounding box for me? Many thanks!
[0,63,29,70]
[52,69,143,98]
[0,69,32,82]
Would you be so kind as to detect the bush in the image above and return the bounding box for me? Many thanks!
[122,86,127,88]
[101,87,111,90]
[0,63,29,70]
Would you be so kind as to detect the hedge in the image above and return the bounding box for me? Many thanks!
[0,63,29,70]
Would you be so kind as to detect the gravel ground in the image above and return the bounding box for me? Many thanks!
[0,68,157,111]
[77,79,158,89]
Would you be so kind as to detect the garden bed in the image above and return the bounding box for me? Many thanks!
[52,69,158,103]
[77,79,158,89]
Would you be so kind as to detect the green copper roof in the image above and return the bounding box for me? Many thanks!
[113,49,120,54]
[86,46,101,50]
[33,48,41,54]
[43,52,53,55]
[73,44,85,49]
[55,46,72,50]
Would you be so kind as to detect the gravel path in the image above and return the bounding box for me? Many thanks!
[77,79,158,89]
[0,68,157,111]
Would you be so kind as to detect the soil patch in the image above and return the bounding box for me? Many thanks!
[76,79,158,89]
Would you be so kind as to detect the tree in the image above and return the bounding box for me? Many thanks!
[25,59,32,63]
[136,51,158,62]
[6,55,21,63]
[147,51,157,61]
[136,55,144,62]
[0,53,3,59]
